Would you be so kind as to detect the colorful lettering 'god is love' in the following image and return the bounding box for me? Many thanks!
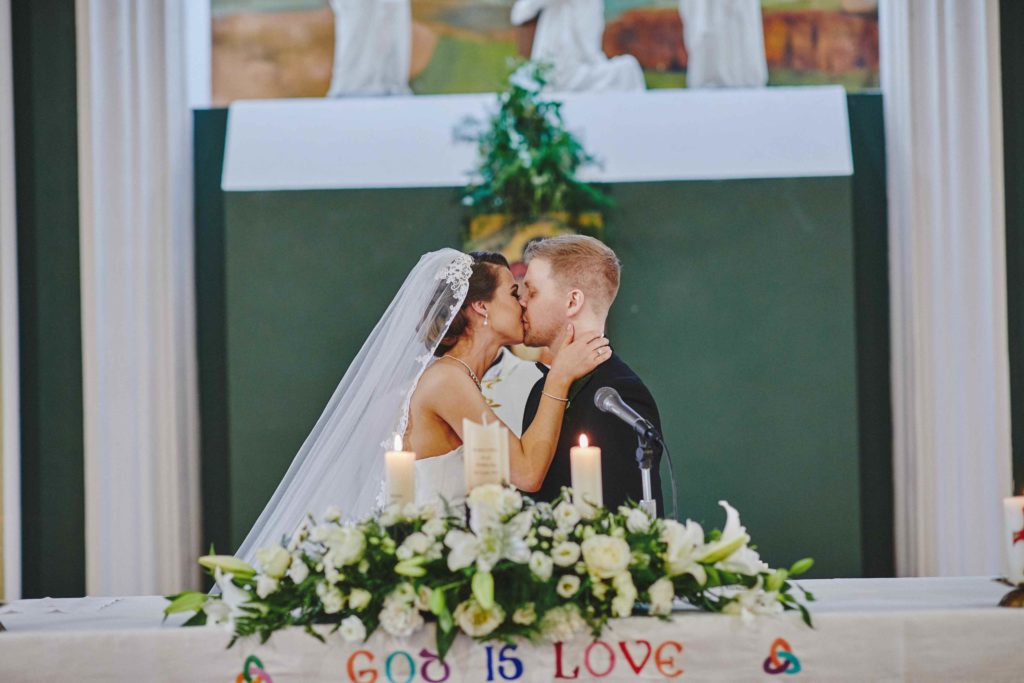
[231,638,686,683]
[236,655,273,683]
[763,638,801,675]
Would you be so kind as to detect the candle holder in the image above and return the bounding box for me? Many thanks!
[995,577,1024,607]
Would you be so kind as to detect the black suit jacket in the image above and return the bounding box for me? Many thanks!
[523,353,664,512]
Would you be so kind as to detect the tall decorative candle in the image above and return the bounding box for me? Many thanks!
[1003,494,1024,584]
[464,417,506,492]
[385,434,416,506]
[570,434,603,507]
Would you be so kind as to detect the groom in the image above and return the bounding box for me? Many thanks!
[518,235,664,512]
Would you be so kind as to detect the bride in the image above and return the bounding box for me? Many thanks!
[236,249,608,561]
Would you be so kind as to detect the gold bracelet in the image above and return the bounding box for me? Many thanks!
[541,390,569,403]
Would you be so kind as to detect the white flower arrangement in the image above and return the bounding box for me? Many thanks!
[166,486,814,659]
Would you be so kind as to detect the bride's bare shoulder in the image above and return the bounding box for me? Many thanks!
[416,360,475,401]
[417,360,462,392]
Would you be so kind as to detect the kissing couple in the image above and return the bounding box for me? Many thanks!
[238,235,663,560]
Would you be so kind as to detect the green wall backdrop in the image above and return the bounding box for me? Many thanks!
[12,0,85,598]
[197,94,892,578]
[1002,0,1024,491]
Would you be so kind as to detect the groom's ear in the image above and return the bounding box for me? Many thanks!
[566,289,585,317]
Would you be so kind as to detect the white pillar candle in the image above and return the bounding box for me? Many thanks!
[570,434,603,508]
[1003,495,1024,584]
[464,417,506,492]
[385,434,416,507]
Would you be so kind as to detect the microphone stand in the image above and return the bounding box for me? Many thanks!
[635,431,658,518]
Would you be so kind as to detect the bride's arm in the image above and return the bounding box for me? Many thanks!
[427,331,610,492]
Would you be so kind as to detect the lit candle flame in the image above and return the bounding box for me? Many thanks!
[579,434,589,448]
[393,434,403,451]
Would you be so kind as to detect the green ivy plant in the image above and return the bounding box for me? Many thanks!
[460,61,613,222]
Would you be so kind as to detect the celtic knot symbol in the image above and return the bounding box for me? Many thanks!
[763,638,801,675]
[235,655,273,683]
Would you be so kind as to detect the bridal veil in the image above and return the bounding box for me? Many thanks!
[235,249,473,561]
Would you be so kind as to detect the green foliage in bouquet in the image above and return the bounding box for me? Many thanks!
[166,487,814,661]
[460,61,614,221]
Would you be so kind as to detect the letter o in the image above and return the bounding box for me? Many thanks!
[584,640,616,678]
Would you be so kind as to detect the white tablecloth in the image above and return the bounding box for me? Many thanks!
[1,577,1021,681]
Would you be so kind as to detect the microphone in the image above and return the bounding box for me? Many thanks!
[593,386,662,442]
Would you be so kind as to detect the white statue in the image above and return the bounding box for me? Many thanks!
[510,0,646,92]
[679,0,768,88]
[327,0,411,96]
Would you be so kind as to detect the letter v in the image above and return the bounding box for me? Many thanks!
[618,640,652,675]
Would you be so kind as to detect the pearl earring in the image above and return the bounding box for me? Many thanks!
[484,312,489,326]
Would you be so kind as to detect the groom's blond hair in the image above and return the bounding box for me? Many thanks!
[524,235,621,311]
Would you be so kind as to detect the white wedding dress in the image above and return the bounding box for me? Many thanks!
[414,447,466,507]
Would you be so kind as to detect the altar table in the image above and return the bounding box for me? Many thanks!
[0,577,1021,682]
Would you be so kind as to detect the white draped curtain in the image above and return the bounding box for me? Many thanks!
[76,0,200,594]
[880,0,1011,576]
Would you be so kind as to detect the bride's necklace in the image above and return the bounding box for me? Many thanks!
[443,354,481,389]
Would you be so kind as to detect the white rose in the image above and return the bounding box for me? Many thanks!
[287,557,309,584]
[416,585,433,611]
[256,574,279,599]
[611,572,637,617]
[379,600,425,637]
[453,599,506,637]
[402,532,431,556]
[557,574,581,598]
[254,545,291,579]
[529,551,553,581]
[340,615,367,643]
[551,541,581,567]
[499,488,524,516]
[581,535,631,579]
[553,501,580,530]
[323,505,343,523]
[648,577,675,616]
[468,484,506,516]
[418,501,443,520]
[380,504,402,527]
[390,582,417,604]
[316,582,345,614]
[348,588,372,611]
[612,594,634,617]
[325,561,344,585]
[423,518,447,538]
[323,526,366,566]
[540,605,585,642]
[512,603,537,625]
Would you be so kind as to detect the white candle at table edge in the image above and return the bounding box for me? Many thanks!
[570,434,602,508]
[385,434,416,507]
[1003,495,1024,584]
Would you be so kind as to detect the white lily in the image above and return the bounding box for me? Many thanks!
[661,518,708,584]
[698,501,751,564]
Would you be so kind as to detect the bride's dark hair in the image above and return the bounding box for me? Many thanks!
[425,251,510,357]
